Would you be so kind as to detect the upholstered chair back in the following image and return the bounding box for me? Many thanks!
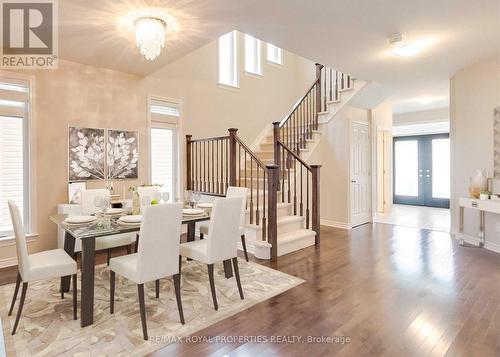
[207,197,243,263]
[137,203,182,282]
[8,201,29,281]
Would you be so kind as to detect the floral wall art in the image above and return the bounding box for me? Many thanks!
[106,129,139,180]
[68,127,139,181]
[68,127,106,180]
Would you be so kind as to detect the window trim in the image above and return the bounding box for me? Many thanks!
[0,71,36,241]
[217,30,239,88]
[147,95,182,202]
[244,34,262,76]
[266,43,283,65]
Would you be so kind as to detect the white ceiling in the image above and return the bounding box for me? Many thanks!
[58,0,500,114]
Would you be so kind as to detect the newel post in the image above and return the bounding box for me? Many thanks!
[186,134,192,190]
[311,164,321,245]
[315,63,324,114]
[266,164,279,261]
[228,128,238,187]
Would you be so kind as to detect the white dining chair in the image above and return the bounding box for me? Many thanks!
[109,203,184,340]
[80,189,135,265]
[7,201,78,335]
[198,187,249,261]
[180,197,244,311]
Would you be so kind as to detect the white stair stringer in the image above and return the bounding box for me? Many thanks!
[318,79,368,124]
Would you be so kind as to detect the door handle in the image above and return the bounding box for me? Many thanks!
[351,180,357,183]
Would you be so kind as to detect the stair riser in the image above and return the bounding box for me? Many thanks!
[244,204,290,224]
[278,219,304,235]
[277,236,315,256]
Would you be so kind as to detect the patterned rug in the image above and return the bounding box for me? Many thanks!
[0,259,303,356]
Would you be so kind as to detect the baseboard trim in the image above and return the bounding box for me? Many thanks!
[320,219,351,230]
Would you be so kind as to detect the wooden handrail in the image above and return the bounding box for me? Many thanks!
[278,79,319,128]
[277,140,312,171]
[234,135,267,170]
[190,135,229,143]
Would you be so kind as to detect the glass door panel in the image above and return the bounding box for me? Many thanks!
[394,140,419,197]
[431,138,450,199]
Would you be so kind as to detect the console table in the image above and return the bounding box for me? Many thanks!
[458,197,500,247]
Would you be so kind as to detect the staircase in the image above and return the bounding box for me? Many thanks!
[185,63,365,261]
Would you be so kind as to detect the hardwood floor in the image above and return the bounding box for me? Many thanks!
[2,224,500,356]
[152,224,500,357]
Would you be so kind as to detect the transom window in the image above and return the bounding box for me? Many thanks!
[244,34,262,75]
[267,43,283,65]
[218,31,238,87]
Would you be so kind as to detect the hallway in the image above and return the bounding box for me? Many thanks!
[374,204,451,232]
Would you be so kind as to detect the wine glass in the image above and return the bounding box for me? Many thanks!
[184,190,191,207]
[93,196,102,213]
[101,196,110,213]
[162,191,170,203]
[141,195,151,207]
[193,192,201,207]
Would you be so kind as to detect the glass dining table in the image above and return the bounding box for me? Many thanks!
[50,211,233,328]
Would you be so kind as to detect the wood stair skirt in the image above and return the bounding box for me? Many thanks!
[185,64,357,260]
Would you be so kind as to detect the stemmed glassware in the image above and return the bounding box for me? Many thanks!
[193,192,201,207]
[162,191,170,204]
[141,195,151,209]
[101,196,110,213]
[93,196,102,213]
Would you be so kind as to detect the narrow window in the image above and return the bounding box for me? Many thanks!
[218,31,238,87]
[149,99,180,202]
[267,43,283,65]
[244,34,262,75]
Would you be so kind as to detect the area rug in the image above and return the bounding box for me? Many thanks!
[0,259,304,356]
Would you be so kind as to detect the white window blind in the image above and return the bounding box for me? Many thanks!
[0,78,30,237]
[244,34,262,75]
[149,100,179,202]
[218,31,238,87]
[267,43,283,65]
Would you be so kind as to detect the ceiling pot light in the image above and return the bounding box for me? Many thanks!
[135,17,167,61]
[389,33,424,57]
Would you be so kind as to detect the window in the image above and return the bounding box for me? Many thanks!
[244,34,262,75]
[218,31,238,87]
[267,43,283,65]
[149,99,179,202]
[0,78,30,238]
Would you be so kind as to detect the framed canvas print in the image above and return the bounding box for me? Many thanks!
[107,129,139,179]
[68,181,86,204]
[68,126,106,180]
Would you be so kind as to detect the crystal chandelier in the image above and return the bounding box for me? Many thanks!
[135,17,167,61]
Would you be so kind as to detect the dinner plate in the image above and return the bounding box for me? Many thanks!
[196,203,213,209]
[118,215,142,224]
[117,220,141,226]
[64,216,97,225]
[101,208,124,215]
[183,208,205,216]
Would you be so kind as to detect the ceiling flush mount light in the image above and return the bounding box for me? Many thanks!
[135,17,167,61]
[389,33,425,57]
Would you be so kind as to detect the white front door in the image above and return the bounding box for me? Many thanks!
[350,121,371,227]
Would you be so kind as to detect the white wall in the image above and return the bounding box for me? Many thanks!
[450,58,500,247]
[371,102,393,214]
[393,107,449,126]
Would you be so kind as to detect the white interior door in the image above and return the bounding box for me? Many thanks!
[350,121,371,227]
